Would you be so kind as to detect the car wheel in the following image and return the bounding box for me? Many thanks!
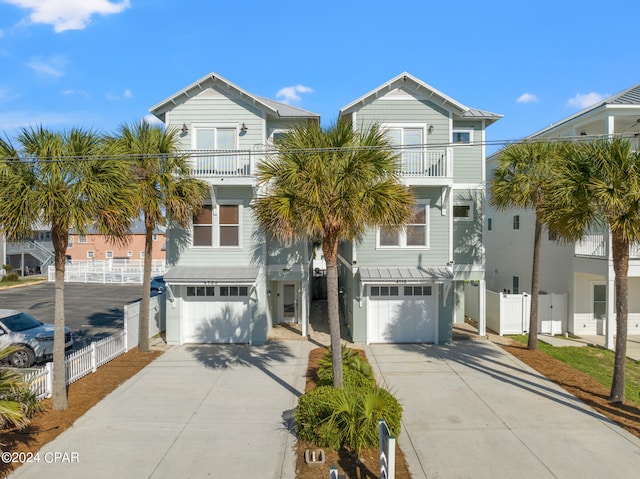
[9,347,35,368]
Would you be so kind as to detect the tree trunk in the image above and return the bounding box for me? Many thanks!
[322,232,343,388]
[138,215,154,353]
[51,224,68,410]
[527,209,543,350]
[610,230,629,403]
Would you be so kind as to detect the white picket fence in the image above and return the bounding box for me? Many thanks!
[48,259,166,284]
[23,330,127,401]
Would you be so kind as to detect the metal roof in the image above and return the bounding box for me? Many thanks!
[164,266,259,284]
[358,266,453,282]
[255,96,319,119]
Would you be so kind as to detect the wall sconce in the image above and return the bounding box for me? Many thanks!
[267,290,271,297]
[181,123,189,133]
[428,125,434,133]
[240,123,248,132]
[580,131,587,136]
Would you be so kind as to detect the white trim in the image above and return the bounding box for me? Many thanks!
[591,281,607,321]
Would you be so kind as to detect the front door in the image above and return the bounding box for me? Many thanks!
[281,283,297,323]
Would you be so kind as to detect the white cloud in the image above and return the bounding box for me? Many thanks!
[516,93,538,103]
[3,0,131,32]
[276,84,314,104]
[27,55,67,77]
[105,89,133,101]
[567,92,607,109]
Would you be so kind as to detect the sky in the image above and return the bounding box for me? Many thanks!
[0,0,638,155]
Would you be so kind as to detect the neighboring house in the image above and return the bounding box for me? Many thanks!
[149,72,320,345]
[67,220,166,262]
[4,222,54,275]
[484,83,640,346]
[337,72,502,344]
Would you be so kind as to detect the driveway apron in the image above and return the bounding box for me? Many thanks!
[10,341,310,479]
[366,341,640,479]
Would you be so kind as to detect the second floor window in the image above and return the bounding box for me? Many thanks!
[78,235,87,244]
[386,126,424,173]
[193,203,241,247]
[378,203,429,248]
[513,215,520,230]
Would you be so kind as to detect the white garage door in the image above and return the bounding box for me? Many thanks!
[367,284,436,343]
[182,285,251,343]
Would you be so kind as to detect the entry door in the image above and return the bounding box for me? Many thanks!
[281,283,297,323]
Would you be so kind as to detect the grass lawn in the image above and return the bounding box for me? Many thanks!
[511,335,640,404]
[0,275,47,288]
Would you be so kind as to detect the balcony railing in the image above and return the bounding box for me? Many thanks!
[395,148,451,178]
[575,233,640,258]
[184,150,254,177]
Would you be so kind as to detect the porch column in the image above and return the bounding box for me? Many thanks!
[605,232,615,350]
[478,279,487,336]
[301,280,308,338]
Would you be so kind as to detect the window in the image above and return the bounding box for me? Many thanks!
[152,233,158,241]
[220,286,249,297]
[193,204,213,246]
[78,235,87,244]
[487,218,492,231]
[453,202,473,221]
[87,251,94,259]
[513,276,520,294]
[67,237,74,248]
[593,284,606,320]
[548,229,558,241]
[127,250,133,257]
[186,286,216,297]
[385,126,424,173]
[404,286,432,296]
[370,286,400,297]
[140,251,145,259]
[193,203,241,247]
[105,251,113,259]
[513,215,520,230]
[219,205,240,246]
[452,128,473,145]
[194,126,237,174]
[379,203,429,248]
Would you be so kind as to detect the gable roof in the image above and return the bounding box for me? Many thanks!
[529,83,640,138]
[149,72,319,123]
[339,72,502,126]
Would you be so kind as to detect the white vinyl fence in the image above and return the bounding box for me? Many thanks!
[48,259,166,284]
[22,293,165,400]
[464,285,568,336]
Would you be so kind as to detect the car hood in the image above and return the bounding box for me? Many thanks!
[29,323,70,339]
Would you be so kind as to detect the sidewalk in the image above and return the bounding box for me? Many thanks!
[538,334,640,360]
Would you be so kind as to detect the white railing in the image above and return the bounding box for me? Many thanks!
[575,233,640,259]
[48,259,167,284]
[396,148,451,178]
[184,149,254,177]
[379,419,396,479]
[575,234,606,257]
[25,330,127,400]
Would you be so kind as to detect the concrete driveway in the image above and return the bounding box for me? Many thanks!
[10,341,310,479]
[366,341,640,479]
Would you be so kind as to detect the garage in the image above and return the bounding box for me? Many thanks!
[367,284,437,343]
[164,266,258,344]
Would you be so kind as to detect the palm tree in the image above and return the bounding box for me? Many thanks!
[253,119,415,388]
[543,137,640,403]
[0,347,44,430]
[489,140,559,350]
[107,120,207,352]
[0,126,134,410]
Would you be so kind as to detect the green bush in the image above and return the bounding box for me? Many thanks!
[1,273,19,283]
[295,386,342,449]
[317,366,375,389]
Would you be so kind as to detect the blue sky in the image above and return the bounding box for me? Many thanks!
[0,0,638,154]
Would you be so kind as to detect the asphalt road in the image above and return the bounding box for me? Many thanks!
[0,282,146,350]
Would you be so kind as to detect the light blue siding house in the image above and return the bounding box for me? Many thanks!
[149,72,319,345]
[338,72,501,344]
[485,83,640,348]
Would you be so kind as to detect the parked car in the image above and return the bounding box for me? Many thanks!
[150,276,165,294]
[0,309,73,368]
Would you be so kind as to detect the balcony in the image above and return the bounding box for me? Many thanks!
[575,233,640,259]
[184,150,256,178]
[395,148,452,184]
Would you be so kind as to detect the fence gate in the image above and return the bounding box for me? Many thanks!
[538,293,568,336]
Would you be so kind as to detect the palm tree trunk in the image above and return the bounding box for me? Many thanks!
[138,216,153,353]
[528,209,543,350]
[610,230,629,403]
[52,225,68,410]
[322,232,343,388]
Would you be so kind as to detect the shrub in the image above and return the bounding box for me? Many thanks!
[295,386,342,449]
[1,273,19,283]
[317,367,375,389]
